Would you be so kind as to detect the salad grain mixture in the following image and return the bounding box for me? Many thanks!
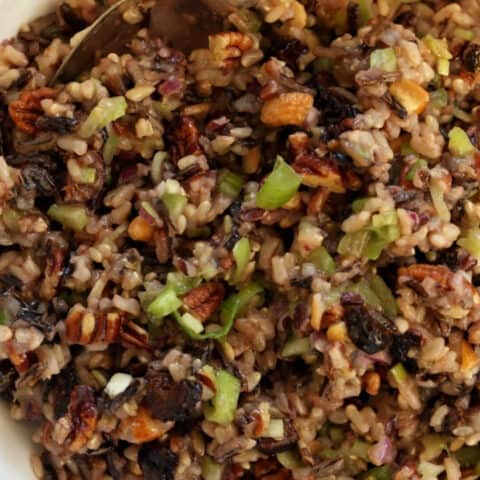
[1,0,480,478]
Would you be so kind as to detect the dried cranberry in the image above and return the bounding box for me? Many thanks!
[342,301,397,354]
[146,370,202,422]
[138,443,177,480]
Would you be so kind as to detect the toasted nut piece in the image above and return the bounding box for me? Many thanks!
[461,340,479,371]
[398,264,452,289]
[183,282,225,322]
[128,216,154,242]
[362,371,381,396]
[327,321,347,343]
[389,79,429,115]
[307,188,330,216]
[293,153,346,193]
[261,92,313,127]
[68,385,98,453]
[468,323,480,344]
[120,320,150,350]
[243,145,261,174]
[116,407,174,444]
[8,87,57,134]
[310,293,325,330]
[65,306,123,345]
[283,192,302,211]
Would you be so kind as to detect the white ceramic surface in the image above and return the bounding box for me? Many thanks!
[0,2,57,477]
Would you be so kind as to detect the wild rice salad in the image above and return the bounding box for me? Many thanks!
[5,0,480,478]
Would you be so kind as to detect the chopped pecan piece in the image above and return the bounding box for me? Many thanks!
[293,153,346,193]
[120,320,150,350]
[67,385,98,452]
[8,88,57,134]
[40,244,67,301]
[169,116,202,163]
[65,306,123,345]
[182,282,225,322]
[209,32,254,67]
[116,407,174,444]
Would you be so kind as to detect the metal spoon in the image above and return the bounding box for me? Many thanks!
[51,0,234,85]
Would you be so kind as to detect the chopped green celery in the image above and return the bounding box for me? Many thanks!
[328,426,345,444]
[177,312,204,334]
[2,207,22,233]
[282,337,311,357]
[263,419,284,439]
[423,35,453,60]
[352,197,370,213]
[458,228,480,260]
[314,57,333,72]
[151,151,168,184]
[357,0,373,25]
[166,271,201,295]
[276,451,304,469]
[368,274,398,317]
[371,211,397,229]
[418,462,444,479]
[349,280,383,310]
[370,48,397,72]
[308,246,335,275]
[162,193,187,218]
[79,167,96,184]
[0,308,10,325]
[359,465,393,480]
[103,135,119,165]
[91,369,107,387]
[429,89,448,109]
[350,439,371,461]
[437,58,450,76]
[201,457,223,480]
[430,181,451,223]
[390,363,408,383]
[454,27,475,41]
[405,158,428,181]
[232,237,251,283]
[147,286,182,324]
[455,445,480,467]
[204,369,241,424]
[338,230,371,257]
[256,156,301,210]
[401,143,415,155]
[420,434,449,462]
[366,231,390,260]
[218,170,245,198]
[448,126,475,156]
[140,201,161,223]
[79,96,127,138]
[175,283,264,340]
[47,204,89,231]
[453,106,472,122]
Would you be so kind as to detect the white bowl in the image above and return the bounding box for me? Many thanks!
[0,2,57,477]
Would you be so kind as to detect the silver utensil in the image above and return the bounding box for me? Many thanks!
[51,0,233,85]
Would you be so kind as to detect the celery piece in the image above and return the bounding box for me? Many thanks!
[368,274,398,317]
[281,337,311,357]
[308,246,335,275]
[232,237,251,283]
[201,457,223,480]
[430,181,451,223]
[370,48,397,72]
[147,286,182,323]
[458,229,480,260]
[103,135,119,165]
[47,204,89,232]
[177,312,204,334]
[405,158,428,181]
[256,156,301,210]
[218,170,245,198]
[79,167,97,184]
[80,96,127,138]
[204,370,241,424]
[448,126,475,156]
[429,89,448,109]
[390,363,408,383]
[162,193,187,219]
[166,271,201,295]
[338,230,371,258]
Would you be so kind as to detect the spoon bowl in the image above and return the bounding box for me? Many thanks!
[52,0,232,85]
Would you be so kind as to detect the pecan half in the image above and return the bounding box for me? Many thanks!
[169,116,202,164]
[9,88,57,134]
[182,282,225,322]
[120,320,151,350]
[293,152,346,193]
[68,385,98,452]
[65,306,123,345]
